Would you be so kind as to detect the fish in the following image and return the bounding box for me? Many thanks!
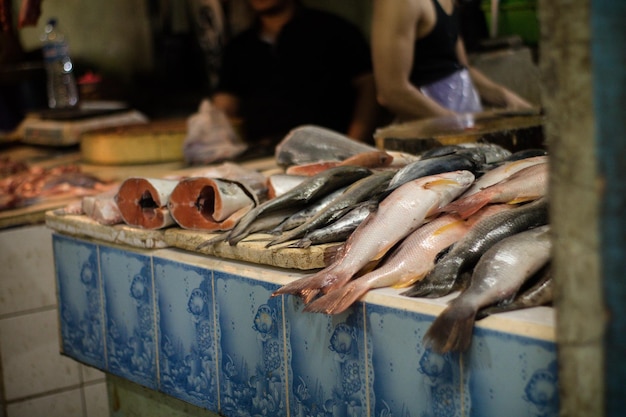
[423,225,552,353]
[285,150,394,176]
[385,152,482,193]
[168,177,258,232]
[196,208,297,250]
[502,148,548,162]
[265,170,395,247]
[402,198,549,299]
[287,201,378,249]
[385,151,421,168]
[419,143,512,164]
[461,155,548,197]
[303,213,470,315]
[226,166,373,245]
[81,188,124,225]
[272,170,476,303]
[115,178,179,229]
[266,174,307,199]
[457,142,512,164]
[168,161,268,200]
[476,263,553,319]
[275,125,379,167]
[268,186,350,234]
[437,162,549,219]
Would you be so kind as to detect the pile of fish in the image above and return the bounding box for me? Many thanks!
[61,125,553,353]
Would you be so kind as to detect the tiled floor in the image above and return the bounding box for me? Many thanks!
[0,225,109,417]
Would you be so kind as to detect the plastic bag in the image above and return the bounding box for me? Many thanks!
[183,99,248,165]
[420,68,483,113]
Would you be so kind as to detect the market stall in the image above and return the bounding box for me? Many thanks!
[16,118,557,417]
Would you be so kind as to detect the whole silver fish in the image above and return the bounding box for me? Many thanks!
[304,213,470,315]
[268,186,349,234]
[386,152,482,192]
[461,155,548,197]
[424,225,552,353]
[275,125,378,167]
[420,143,512,164]
[438,162,548,218]
[273,170,476,303]
[196,208,297,249]
[287,201,378,249]
[266,170,395,247]
[477,263,553,319]
[226,165,372,245]
[402,197,549,299]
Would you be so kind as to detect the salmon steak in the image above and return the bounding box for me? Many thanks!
[168,177,257,232]
[115,178,178,229]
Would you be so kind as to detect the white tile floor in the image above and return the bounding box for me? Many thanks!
[0,225,110,417]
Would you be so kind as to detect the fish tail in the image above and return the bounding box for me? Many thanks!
[423,301,477,353]
[266,230,299,248]
[272,270,335,300]
[287,238,312,249]
[303,282,366,315]
[439,193,492,219]
[299,288,320,304]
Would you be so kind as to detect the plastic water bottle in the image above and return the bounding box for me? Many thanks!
[41,18,79,109]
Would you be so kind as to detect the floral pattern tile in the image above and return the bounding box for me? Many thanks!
[467,327,558,417]
[153,256,218,410]
[100,246,156,389]
[214,271,287,417]
[366,303,468,417]
[53,234,105,369]
[51,235,558,417]
[285,296,370,417]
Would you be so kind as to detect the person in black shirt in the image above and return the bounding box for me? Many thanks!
[212,0,379,146]
[372,0,532,122]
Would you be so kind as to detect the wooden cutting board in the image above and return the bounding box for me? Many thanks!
[45,211,332,270]
[374,110,545,154]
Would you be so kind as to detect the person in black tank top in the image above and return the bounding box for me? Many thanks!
[372,0,533,121]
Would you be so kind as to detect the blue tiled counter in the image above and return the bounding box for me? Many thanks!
[52,232,558,417]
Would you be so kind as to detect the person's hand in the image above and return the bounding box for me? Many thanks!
[502,88,533,111]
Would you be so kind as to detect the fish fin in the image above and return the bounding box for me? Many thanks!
[391,273,427,289]
[438,193,491,219]
[423,301,477,353]
[303,282,367,315]
[323,243,345,265]
[506,196,538,205]
[272,270,335,301]
[287,238,312,249]
[266,231,301,248]
[423,178,462,189]
[431,217,465,236]
[299,288,321,304]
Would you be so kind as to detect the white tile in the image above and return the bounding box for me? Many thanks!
[81,365,106,384]
[0,225,57,315]
[0,309,81,400]
[84,382,110,417]
[6,389,83,417]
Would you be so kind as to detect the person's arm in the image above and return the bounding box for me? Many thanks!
[371,0,455,121]
[346,72,379,142]
[455,38,533,110]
